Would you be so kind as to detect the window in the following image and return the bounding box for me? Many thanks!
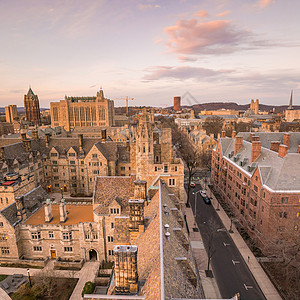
[48,231,54,239]
[111,223,114,229]
[93,170,99,174]
[110,208,119,214]
[81,169,84,172]
[0,222,3,227]
[121,166,125,171]
[92,154,98,158]
[62,232,72,240]
[54,176,59,180]
[279,212,288,218]
[31,232,41,240]
[51,153,58,157]
[108,236,113,242]
[64,247,73,252]
[33,246,42,252]
[155,166,157,172]
[254,185,258,192]
[108,250,114,256]
[164,165,168,173]
[93,233,98,239]
[0,234,7,240]
[70,161,75,165]
[169,178,175,186]
[1,247,9,255]
[68,153,75,157]
[281,197,288,204]
[175,166,177,172]
[55,183,59,187]
[71,169,76,173]
[52,161,58,165]
[53,168,58,173]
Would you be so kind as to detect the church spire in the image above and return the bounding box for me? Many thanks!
[288,90,293,110]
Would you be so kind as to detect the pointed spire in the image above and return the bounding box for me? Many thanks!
[27,86,34,96]
[288,90,293,110]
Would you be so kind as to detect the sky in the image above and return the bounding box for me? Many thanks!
[0,0,299,108]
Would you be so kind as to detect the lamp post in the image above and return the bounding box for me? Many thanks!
[60,187,63,199]
[27,268,32,287]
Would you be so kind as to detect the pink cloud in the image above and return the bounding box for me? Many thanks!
[194,10,209,18]
[164,19,251,55]
[255,0,273,9]
[178,56,198,62]
[217,10,230,17]
[155,38,162,44]
[143,65,233,81]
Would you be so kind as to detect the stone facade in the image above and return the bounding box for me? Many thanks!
[50,89,115,131]
[5,105,17,123]
[211,132,300,251]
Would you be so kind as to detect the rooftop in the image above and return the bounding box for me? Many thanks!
[24,204,94,225]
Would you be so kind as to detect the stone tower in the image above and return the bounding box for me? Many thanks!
[135,110,154,179]
[287,90,293,110]
[24,87,41,126]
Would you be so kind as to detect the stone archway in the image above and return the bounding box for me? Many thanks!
[89,249,98,261]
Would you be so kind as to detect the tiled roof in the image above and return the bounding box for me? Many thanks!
[93,176,136,215]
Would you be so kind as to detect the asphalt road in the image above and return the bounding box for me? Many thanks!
[187,183,266,300]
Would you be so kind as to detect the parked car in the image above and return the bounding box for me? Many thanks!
[203,197,211,205]
[190,182,196,188]
[200,190,207,197]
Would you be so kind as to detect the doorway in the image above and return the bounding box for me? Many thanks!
[89,249,97,261]
[50,250,56,259]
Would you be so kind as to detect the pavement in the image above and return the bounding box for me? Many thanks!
[201,179,282,300]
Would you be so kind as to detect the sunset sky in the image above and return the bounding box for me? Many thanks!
[0,0,299,108]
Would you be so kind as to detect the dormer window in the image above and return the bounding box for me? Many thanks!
[110,208,120,215]
[68,153,75,157]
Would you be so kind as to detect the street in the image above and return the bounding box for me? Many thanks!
[187,182,266,300]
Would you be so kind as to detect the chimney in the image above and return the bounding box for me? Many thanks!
[128,199,144,232]
[283,133,291,149]
[44,199,53,222]
[251,141,261,163]
[101,129,107,142]
[0,147,5,161]
[45,133,51,147]
[134,180,147,202]
[21,135,31,152]
[232,131,237,138]
[221,131,226,138]
[114,245,138,294]
[270,141,280,152]
[298,145,300,154]
[21,133,27,141]
[252,136,259,142]
[78,134,83,151]
[32,129,38,140]
[234,136,243,155]
[250,133,255,142]
[59,199,67,223]
[278,144,288,158]
[15,196,27,220]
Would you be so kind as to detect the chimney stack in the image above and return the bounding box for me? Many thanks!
[250,133,255,142]
[21,134,31,152]
[270,141,280,152]
[232,131,237,138]
[251,141,261,163]
[32,129,38,140]
[114,245,138,294]
[283,133,291,149]
[252,136,259,142]
[278,144,288,158]
[221,131,226,138]
[134,180,147,202]
[297,145,300,154]
[128,199,144,232]
[101,129,107,142]
[44,199,53,222]
[15,196,27,221]
[59,199,67,223]
[78,134,83,151]
[45,133,51,147]
[234,136,243,155]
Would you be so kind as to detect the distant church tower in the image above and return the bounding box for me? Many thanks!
[287,90,293,110]
[24,87,41,126]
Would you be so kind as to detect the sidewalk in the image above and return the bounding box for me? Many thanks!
[202,180,282,300]
[185,206,221,299]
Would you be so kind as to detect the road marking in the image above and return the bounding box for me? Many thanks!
[244,283,253,290]
[232,260,240,265]
[217,228,226,232]
[223,242,230,247]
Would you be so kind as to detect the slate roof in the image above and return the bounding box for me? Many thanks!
[219,133,300,191]
[93,175,136,215]
[0,186,47,227]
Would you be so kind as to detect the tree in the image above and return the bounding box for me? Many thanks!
[202,116,224,138]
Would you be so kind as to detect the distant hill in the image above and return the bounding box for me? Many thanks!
[0,107,49,113]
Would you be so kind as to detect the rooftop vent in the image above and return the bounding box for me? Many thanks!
[165,232,170,240]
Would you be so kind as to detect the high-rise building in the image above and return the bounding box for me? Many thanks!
[50,89,115,131]
[5,105,18,123]
[250,99,259,115]
[174,96,181,111]
[24,87,41,126]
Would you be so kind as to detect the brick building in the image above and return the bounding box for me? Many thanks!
[24,87,42,126]
[50,89,115,131]
[211,131,300,251]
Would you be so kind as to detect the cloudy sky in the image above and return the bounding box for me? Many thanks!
[0,0,299,108]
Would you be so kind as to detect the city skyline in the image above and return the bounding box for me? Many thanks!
[0,0,300,108]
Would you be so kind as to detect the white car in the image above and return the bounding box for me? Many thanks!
[200,190,207,197]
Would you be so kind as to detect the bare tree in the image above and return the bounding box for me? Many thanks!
[202,116,224,138]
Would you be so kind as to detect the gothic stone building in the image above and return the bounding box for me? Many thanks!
[24,87,42,126]
[50,89,115,131]
[211,131,300,251]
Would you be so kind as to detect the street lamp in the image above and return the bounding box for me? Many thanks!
[27,268,32,287]
[60,187,63,199]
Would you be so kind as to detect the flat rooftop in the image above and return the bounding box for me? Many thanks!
[24,204,94,225]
